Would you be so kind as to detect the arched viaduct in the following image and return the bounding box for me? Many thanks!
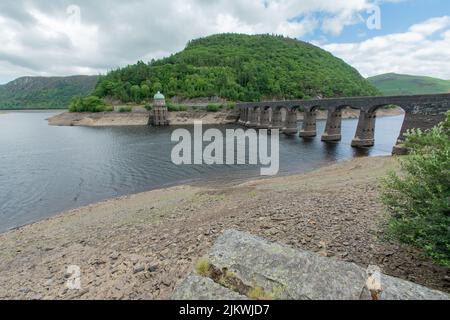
[237,93,450,153]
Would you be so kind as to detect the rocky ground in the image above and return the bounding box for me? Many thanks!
[0,156,448,300]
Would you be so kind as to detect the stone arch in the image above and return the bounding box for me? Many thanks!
[368,103,406,114]
[302,105,322,113]
[335,104,357,111]
[368,103,410,151]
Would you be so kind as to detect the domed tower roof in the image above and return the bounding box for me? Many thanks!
[154,91,165,100]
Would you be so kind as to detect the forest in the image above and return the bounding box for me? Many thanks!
[94,34,380,103]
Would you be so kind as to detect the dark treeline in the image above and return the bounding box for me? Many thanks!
[0,76,98,109]
[94,34,380,103]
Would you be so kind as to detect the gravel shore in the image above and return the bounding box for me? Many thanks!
[0,156,447,300]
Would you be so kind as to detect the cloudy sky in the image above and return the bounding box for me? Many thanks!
[0,0,449,84]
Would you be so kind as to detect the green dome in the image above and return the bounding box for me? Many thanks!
[154,91,165,100]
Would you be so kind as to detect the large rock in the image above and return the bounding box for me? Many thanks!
[377,273,449,300]
[208,230,367,300]
[173,230,449,300]
[172,275,247,300]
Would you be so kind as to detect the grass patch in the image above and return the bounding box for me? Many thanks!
[119,106,133,113]
[167,103,189,112]
[201,263,285,300]
[195,258,212,277]
[226,102,236,110]
[207,104,221,112]
[248,287,275,300]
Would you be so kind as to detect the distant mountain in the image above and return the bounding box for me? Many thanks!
[368,73,450,96]
[0,75,99,110]
[95,33,379,103]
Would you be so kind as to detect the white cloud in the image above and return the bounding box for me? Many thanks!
[322,16,450,79]
[0,0,384,83]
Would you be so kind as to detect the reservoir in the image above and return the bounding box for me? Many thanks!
[0,111,404,233]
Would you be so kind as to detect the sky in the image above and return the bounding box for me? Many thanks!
[0,0,449,84]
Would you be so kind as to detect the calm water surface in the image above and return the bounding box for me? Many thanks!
[0,111,404,232]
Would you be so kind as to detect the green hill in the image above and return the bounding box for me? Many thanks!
[0,75,98,110]
[95,34,379,102]
[368,73,450,96]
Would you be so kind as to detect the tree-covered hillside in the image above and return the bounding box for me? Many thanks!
[95,34,379,102]
[368,73,450,96]
[0,75,98,109]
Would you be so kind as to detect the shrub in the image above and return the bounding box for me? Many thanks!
[206,104,220,112]
[119,106,133,113]
[144,104,153,111]
[166,104,188,112]
[167,103,180,112]
[381,112,450,266]
[226,102,236,110]
[68,96,111,113]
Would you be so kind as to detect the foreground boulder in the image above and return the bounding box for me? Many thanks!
[173,230,449,300]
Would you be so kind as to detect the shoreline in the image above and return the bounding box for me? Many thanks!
[47,107,404,127]
[0,155,447,300]
[0,159,328,236]
[0,109,66,114]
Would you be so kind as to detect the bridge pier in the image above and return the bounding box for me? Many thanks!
[271,108,284,130]
[238,108,248,125]
[283,110,298,135]
[246,108,260,127]
[322,109,342,142]
[245,108,253,127]
[351,110,376,147]
[258,108,271,129]
[299,110,317,138]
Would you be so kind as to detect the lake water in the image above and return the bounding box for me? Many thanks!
[0,111,404,233]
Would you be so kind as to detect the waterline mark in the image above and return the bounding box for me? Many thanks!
[358,4,382,30]
[66,5,81,27]
[171,121,280,176]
